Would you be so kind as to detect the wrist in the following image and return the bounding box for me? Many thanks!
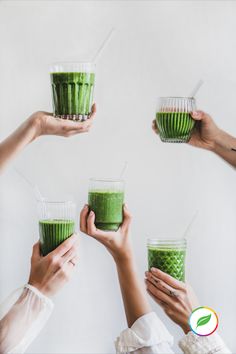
[27,113,43,140]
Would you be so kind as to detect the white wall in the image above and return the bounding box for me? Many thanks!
[0,1,236,353]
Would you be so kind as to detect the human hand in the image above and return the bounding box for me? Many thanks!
[80,204,132,263]
[152,110,221,150]
[28,234,79,297]
[145,268,199,334]
[29,103,96,139]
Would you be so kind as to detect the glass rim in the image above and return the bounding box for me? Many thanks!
[89,178,125,183]
[158,96,196,100]
[147,238,187,246]
[50,61,95,73]
[37,199,76,205]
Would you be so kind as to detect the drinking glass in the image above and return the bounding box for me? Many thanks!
[88,178,125,231]
[156,97,196,143]
[50,62,95,121]
[147,238,187,281]
[38,200,76,256]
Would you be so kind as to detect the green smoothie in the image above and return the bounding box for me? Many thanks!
[39,219,75,256]
[156,112,195,143]
[88,191,124,231]
[51,72,95,120]
[148,246,186,281]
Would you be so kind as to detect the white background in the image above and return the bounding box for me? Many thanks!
[0,1,236,353]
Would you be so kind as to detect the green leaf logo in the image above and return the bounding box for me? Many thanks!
[196,314,212,329]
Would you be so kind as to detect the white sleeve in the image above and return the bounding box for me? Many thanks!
[115,312,174,354]
[0,284,54,354]
[178,331,232,354]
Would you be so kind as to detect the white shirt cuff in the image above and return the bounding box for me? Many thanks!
[115,312,174,353]
[179,331,232,354]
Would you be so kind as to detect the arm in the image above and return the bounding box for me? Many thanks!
[152,110,236,168]
[0,104,96,172]
[0,234,79,354]
[80,205,174,354]
[145,268,232,354]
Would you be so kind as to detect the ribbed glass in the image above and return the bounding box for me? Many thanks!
[38,200,76,256]
[50,62,95,122]
[156,97,196,143]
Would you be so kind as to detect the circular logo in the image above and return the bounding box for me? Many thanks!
[189,307,219,336]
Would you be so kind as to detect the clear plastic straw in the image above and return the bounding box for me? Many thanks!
[189,80,204,97]
[92,28,115,63]
[183,210,199,239]
[119,161,128,179]
[14,167,44,202]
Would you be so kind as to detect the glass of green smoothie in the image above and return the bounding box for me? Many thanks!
[156,97,196,143]
[147,239,186,281]
[38,200,76,256]
[88,178,125,231]
[50,62,95,122]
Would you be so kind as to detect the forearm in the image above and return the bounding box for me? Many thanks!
[211,129,236,168]
[116,254,151,328]
[0,117,39,172]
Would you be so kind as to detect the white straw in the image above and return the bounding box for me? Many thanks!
[189,80,204,97]
[183,210,199,239]
[119,161,128,179]
[92,28,115,63]
[14,167,44,202]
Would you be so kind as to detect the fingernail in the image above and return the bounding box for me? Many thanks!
[84,204,88,209]
[151,267,158,273]
[89,211,94,216]
[145,271,149,276]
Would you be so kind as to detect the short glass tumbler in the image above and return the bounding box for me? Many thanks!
[38,200,76,256]
[88,178,125,231]
[156,97,196,143]
[50,62,95,121]
[147,239,187,281]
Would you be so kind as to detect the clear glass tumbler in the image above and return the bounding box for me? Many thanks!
[50,62,95,121]
[156,97,196,143]
[88,178,125,231]
[147,238,187,281]
[38,200,76,256]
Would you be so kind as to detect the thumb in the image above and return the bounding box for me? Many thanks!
[191,110,211,122]
[86,211,110,242]
[121,204,132,232]
[31,241,41,261]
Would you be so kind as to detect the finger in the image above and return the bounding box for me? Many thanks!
[31,241,41,260]
[120,204,132,233]
[147,289,169,309]
[152,120,159,134]
[89,103,97,119]
[80,205,89,233]
[61,239,79,263]
[190,110,212,122]
[145,279,174,306]
[145,271,179,298]
[150,268,185,290]
[86,211,110,241]
[48,234,78,258]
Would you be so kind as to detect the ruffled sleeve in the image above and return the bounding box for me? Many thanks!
[0,284,54,354]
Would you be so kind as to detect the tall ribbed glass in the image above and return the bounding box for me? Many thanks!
[156,97,196,143]
[50,62,95,122]
[88,179,125,231]
[38,200,76,256]
[147,239,187,281]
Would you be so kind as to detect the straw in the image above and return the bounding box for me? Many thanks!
[119,161,128,179]
[183,210,199,239]
[189,80,204,98]
[92,28,115,63]
[14,167,44,202]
